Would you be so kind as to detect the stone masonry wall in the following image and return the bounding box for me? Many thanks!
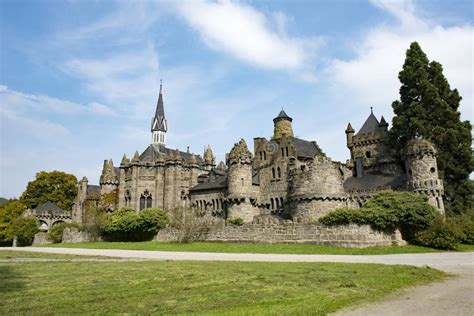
[154,222,405,248]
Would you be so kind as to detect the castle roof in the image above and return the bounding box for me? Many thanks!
[290,137,323,158]
[357,111,380,135]
[273,110,293,123]
[34,201,65,213]
[139,144,203,164]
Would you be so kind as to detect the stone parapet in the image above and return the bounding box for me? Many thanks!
[154,222,405,248]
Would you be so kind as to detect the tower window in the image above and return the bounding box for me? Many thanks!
[263,151,267,160]
[277,167,281,178]
[408,169,412,175]
[365,151,371,158]
[281,147,285,157]
[285,147,289,157]
[272,168,276,179]
[430,167,436,173]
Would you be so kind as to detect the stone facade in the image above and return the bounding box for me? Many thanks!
[72,85,445,241]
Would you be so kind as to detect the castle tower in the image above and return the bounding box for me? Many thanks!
[203,145,215,171]
[273,110,294,139]
[99,159,119,195]
[151,80,167,147]
[345,123,355,159]
[227,139,258,222]
[405,138,445,214]
[72,176,89,224]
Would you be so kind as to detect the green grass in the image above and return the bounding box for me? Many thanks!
[0,250,103,260]
[41,241,450,255]
[1,252,445,315]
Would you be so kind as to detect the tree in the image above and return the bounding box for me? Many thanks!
[20,171,78,211]
[0,200,27,246]
[8,216,39,247]
[389,42,473,214]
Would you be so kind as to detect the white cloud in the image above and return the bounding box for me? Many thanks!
[327,0,473,122]
[176,0,321,71]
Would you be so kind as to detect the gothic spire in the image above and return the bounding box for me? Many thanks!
[151,79,167,133]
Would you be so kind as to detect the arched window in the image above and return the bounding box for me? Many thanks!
[263,152,267,160]
[125,190,131,206]
[285,147,289,157]
[212,199,216,210]
[272,168,276,179]
[140,190,152,210]
[277,167,281,178]
[281,147,285,156]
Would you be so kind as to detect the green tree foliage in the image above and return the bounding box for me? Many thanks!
[20,171,78,211]
[319,191,438,241]
[415,218,464,250]
[389,42,473,214]
[98,189,119,211]
[0,200,27,246]
[101,208,168,241]
[82,205,107,241]
[8,216,39,247]
[46,222,81,243]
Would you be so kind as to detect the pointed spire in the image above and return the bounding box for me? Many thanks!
[370,106,373,114]
[345,122,354,133]
[132,150,140,162]
[357,108,380,135]
[380,116,388,127]
[151,80,167,133]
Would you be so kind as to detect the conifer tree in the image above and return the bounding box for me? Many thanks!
[389,42,473,215]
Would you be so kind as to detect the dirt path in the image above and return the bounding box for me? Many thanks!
[2,247,473,315]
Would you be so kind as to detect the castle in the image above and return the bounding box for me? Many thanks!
[72,83,445,225]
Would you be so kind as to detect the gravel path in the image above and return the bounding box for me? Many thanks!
[2,247,473,315]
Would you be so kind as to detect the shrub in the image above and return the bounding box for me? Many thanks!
[168,207,213,243]
[46,222,81,243]
[319,191,438,241]
[82,205,107,241]
[101,208,168,241]
[448,211,474,244]
[9,216,39,247]
[228,217,244,226]
[415,219,464,250]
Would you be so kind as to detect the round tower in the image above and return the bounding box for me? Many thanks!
[227,139,257,222]
[273,110,294,139]
[203,145,215,171]
[405,139,445,214]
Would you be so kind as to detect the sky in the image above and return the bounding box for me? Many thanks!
[0,0,473,199]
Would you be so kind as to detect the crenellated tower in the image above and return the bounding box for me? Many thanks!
[203,145,215,171]
[226,139,258,222]
[405,138,445,214]
[99,159,119,195]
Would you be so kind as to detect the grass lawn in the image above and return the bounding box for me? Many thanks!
[0,252,445,315]
[41,241,454,255]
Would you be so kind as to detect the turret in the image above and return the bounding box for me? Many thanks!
[203,145,215,171]
[151,80,167,147]
[345,122,354,150]
[72,176,88,224]
[100,159,119,195]
[226,139,257,222]
[405,138,445,214]
[273,110,294,139]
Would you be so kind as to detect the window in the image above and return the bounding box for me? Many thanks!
[285,147,289,157]
[140,190,152,210]
[272,168,276,179]
[365,151,371,158]
[277,167,281,178]
[271,198,274,210]
[281,147,285,157]
[263,151,267,160]
[430,167,436,173]
[125,190,131,207]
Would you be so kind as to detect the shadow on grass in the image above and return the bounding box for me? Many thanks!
[0,265,24,293]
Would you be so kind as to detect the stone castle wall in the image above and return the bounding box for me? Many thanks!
[154,222,404,248]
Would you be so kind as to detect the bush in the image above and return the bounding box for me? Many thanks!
[9,216,39,247]
[319,191,438,241]
[415,219,464,250]
[228,217,244,226]
[450,211,474,244]
[168,207,213,243]
[46,222,81,243]
[101,208,168,241]
[82,205,107,241]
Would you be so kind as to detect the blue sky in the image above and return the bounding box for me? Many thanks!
[1,0,473,198]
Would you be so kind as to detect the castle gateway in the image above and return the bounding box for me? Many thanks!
[72,84,444,224]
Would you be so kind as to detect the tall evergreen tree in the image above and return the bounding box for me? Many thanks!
[389,42,473,215]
